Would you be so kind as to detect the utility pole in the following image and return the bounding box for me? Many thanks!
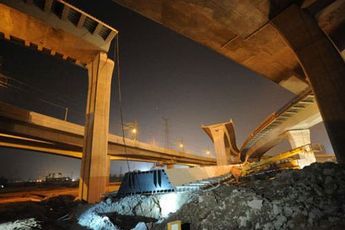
[64,107,69,121]
[162,117,170,149]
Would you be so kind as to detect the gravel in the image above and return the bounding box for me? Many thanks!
[152,162,345,229]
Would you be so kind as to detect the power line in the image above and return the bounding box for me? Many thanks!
[114,33,131,172]
[0,68,86,115]
[0,72,87,120]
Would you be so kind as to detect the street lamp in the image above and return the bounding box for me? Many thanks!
[178,139,185,152]
[124,121,138,141]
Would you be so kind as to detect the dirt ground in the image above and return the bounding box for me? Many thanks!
[0,195,83,229]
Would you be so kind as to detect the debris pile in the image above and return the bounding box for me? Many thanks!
[153,162,345,229]
[77,192,195,229]
[1,162,345,230]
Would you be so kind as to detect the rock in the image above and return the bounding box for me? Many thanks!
[274,215,287,229]
[273,204,280,215]
[323,168,334,176]
[247,199,263,210]
[131,222,147,230]
[324,176,333,184]
[106,198,112,205]
[283,206,293,217]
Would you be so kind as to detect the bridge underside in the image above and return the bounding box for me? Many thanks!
[113,0,345,94]
[114,0,345,162]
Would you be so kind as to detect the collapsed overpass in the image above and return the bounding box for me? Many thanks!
[112,0,345,163]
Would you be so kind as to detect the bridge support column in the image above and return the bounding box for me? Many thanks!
[166,164,174,169]
[79,52,114,203]
[202,121,240,165]
[272,5,345,163]
[210,128,229,165]
[286,129,316,168]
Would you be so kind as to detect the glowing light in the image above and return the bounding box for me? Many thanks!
[179,143,184,148]
[0,185,4,189]
[159,193,179,217]
[206,150,210,155]
[131,128,137,134]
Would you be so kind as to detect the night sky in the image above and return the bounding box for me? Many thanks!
[0,1,332,181]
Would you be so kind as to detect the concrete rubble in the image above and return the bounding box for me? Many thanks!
[75,162,345,230]
[0,218,41,230]
[77,192,195,229]
[153,162,345,229]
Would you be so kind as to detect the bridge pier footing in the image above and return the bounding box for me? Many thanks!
[272,5,345,163]
[79,52,114,203]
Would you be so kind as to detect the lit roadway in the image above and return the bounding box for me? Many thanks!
[0,102,216,166]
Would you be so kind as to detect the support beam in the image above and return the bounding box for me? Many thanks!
[286,129,316,168]
[272,5,345,163]
[79,52,114,203]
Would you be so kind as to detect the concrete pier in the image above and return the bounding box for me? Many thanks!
[272,5,345,163]
[79,52,114,203]
[286,129,316,168]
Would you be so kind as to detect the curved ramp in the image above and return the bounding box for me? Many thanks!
[240,89,321,161]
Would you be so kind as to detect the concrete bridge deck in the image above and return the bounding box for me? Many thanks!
[0,102,216,166]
